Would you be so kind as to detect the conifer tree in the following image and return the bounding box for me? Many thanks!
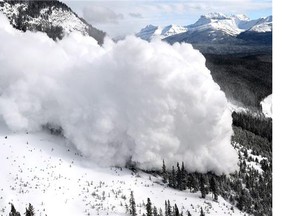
[167,200,172,216]
[162,160,168,183]
[200,175,208,199]
[153,206,158,216]
[187,173,199,192]
[165,201,168,216]
[9,204,21,216]
[129,191,137,216]
[169,166,176,188]
[176,162,181,189]
[187,210,192,216]
[146,198,153,216]
[174,204,180,216]
[180,162,187,190]
[210,177,219,201]
[200,207,205,216]
[159,208,164,216]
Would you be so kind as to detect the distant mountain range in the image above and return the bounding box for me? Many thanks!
[136,13,272,54]
[0,0,106,44]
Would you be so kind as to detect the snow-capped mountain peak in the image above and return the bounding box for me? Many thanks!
[187,12,243,36]
[248,15,272,32]
[161,24,187,37]
[136,23,187,41]
[232,14,250,22]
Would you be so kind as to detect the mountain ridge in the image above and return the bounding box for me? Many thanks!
[136,13,272,48]
[0,0,106,44]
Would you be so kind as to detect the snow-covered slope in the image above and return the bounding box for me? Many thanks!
[0,0,105,44]
[248,16,272,32]
[0,122,246,216]
[261,94,272,118]
[136,24,187,41]
[187,13,242,36]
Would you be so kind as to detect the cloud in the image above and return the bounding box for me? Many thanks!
[129,12,143,18]
[0,13,238,174]
[83,6,124,24]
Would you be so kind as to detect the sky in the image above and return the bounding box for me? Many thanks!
[63,0,272,37]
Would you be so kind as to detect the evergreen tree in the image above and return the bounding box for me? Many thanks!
[180,162,187,190]
[162,160,168,183]
[187,173,199,192]
[210,177,219,201]
[165,201,168,216]
[29,203,34,216]
[176,162,181,190]
[200,175,208,199]
[167,200,172,216]
[129,191,137,216]
[9,204,21,216]
[174,204,180,216]
[169,166,176,188]
[159,208,164,216]
[187,210,192,216]
[153,206,158,216]
[200,207,205,216]
[146,198,153,216]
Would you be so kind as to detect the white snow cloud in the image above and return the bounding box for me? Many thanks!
[0,13,238,174]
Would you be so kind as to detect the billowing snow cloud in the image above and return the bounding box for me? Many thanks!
[0,14,238,174]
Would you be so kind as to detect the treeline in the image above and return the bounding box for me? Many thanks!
[128,191,205,216]
[152,124,272,216]
[161,161,219,201]
[232,111,272,142]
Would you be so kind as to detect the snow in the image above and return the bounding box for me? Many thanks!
[0,122,245,215]
[227,102,249,114]
[233,142,268,174]
[260,94,272,118]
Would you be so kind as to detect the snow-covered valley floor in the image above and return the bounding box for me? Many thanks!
[0,123,245,216]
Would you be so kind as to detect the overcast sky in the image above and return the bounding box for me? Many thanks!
[63,0,272,38]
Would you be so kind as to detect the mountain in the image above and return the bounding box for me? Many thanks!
[136,13,272,51]
[136,24,187,41]
[236,16,272,45]
[0,0,106,44]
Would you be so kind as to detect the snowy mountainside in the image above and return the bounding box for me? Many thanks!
[0,122,245,216]
[248,16,272,32]
[0,0,105,43]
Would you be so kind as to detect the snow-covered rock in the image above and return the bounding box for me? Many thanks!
[0,0,105,44]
